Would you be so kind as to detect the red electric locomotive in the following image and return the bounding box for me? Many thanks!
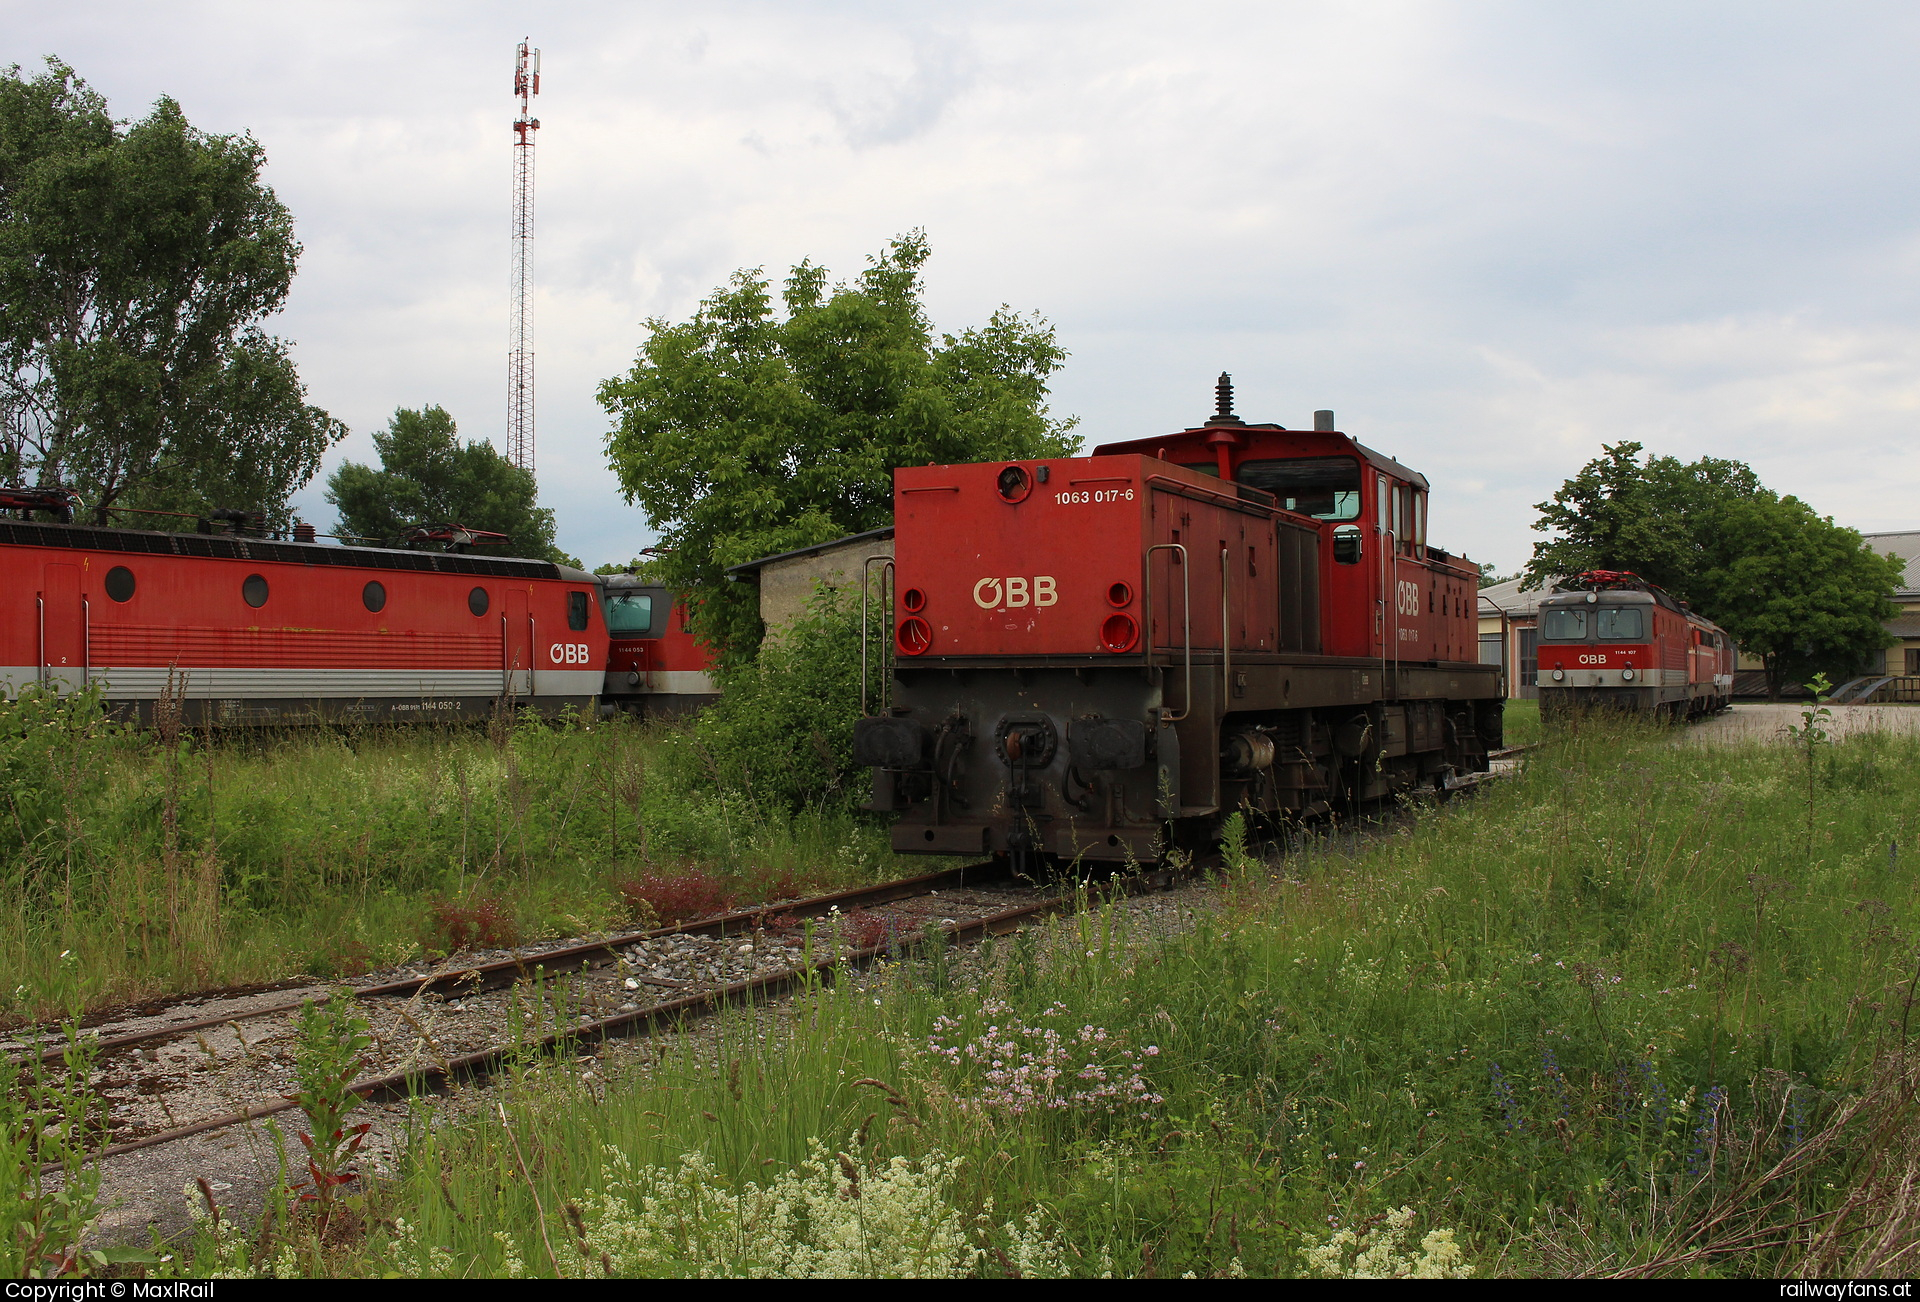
[1,513,611,723]
[854,377,1505,864]
[1535,571,1733,720]
[599,572,720,717]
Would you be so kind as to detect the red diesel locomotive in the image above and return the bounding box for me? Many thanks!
[1,511,716,723]
[854,377,1505,865]
[1534,570,1733,720]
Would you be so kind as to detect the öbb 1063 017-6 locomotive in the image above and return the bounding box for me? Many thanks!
[852,377,1505,865]
[0,504,715,724]
[1535,570,1733,721]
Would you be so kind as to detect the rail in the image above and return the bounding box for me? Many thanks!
[1143,543,1192,722]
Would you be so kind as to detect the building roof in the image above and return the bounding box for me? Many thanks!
[724,526,894,579]
[1862,531,1920,598]
[1477,574,1558,619]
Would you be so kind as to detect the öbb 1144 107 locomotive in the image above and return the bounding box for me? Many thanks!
[853,377,1505,865]
[1535,570,1733,720]
[0,509,715,723]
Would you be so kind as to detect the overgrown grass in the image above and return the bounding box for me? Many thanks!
[0,691,917,1024]
[225,714,1920,1278]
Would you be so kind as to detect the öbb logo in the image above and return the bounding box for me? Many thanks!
[1396,580,1422,617]
[548,642,591,664]
[972,576,1059,609]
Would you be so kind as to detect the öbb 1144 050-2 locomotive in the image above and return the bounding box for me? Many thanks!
[0,508,715,723]
[1535,570,1733,721]
[853,377,1505,866]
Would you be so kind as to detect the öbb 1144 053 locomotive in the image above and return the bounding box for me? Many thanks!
[1534,570,1733,720]
[853,377,1505,866]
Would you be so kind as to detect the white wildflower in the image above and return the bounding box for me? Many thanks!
[1302,1206,1471,1279]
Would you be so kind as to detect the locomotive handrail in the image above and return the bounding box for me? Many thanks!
[1143,542,1192,723]
[859,555,895,716]
[82,597,90,689]
[1143,473,1274,516]
[36,595,44,688]
[1220,544,1231,711]
[1380,526,1398,690]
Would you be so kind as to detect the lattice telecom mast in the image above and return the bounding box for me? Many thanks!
[508,39,541,472]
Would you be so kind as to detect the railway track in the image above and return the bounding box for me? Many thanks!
[25,864,1183,1167]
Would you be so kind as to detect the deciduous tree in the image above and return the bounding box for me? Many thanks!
[0,59,342,524]
[598,231,1077,661]
[325,405,576,566]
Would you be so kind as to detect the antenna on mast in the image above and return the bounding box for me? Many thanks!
[508,39,541,474]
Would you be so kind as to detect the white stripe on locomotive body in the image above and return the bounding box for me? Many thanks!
[1534,668,1696,689]
[0,666,605,699]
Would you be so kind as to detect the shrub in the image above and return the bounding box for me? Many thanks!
[426,896,520,953]
[617,870,737,926]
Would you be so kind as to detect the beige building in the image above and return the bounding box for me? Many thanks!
[725,527,894,642]
[1860,531,1920,677]
[1476,576,1553,699]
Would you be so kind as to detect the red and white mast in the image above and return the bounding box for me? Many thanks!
[508,39,541,473]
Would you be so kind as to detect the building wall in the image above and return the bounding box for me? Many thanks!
[756,536,895,641]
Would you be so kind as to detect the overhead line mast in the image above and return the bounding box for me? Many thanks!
[508,39,541,473]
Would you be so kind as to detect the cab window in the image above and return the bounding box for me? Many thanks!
[604,591,655,636]
[567,591,591,631]
[1541,609,1590,641]
[1598,608,1644,640]
[1232,457,1362,521]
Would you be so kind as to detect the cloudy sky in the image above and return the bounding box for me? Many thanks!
[8,1,1920,572]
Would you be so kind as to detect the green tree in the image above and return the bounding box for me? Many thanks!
[1476,561,1518,588]
[1525,441,1901,696]
[0,58,343,524]
[1711,496,1902,698]
[324,405,577,566]
[598,231,1078,661]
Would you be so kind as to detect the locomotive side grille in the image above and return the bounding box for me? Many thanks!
[93,626,500,669]
[0,520,560,580]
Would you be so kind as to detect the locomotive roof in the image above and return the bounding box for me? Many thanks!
[0,517,581,582]
[1091,422,1431,491]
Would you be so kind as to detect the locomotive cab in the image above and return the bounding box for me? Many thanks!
[597,574,719,718]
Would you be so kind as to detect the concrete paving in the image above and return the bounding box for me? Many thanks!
[1684,701,1920,745]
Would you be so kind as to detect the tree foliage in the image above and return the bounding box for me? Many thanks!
[598,231,1078,661]
[0,59,342,524]
[324,405,577,566]
[1526,441,1903,694]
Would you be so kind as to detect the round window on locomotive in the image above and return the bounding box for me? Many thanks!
[362,580,387,613]
[468,586,490,617]
[104,566,136,603]
[995,464,1033,504]
[242,573,269,608]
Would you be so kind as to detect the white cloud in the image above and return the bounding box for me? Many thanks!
[6,0,1920,571]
